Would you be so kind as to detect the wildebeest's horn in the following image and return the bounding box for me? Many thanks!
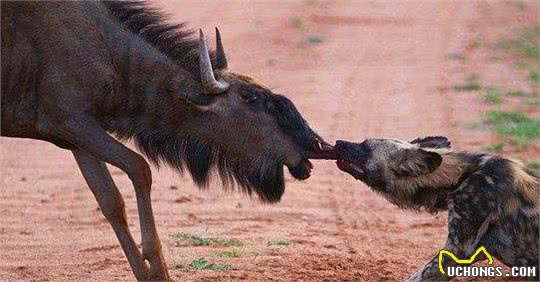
[215,28,228,70]
[198,29,229,95]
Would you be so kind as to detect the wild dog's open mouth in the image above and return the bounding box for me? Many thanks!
[336,159,364,180]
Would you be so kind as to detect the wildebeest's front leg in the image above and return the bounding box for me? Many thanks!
[59,118,170,281]
[73,150,149,280]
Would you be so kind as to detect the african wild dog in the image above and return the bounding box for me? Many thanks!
[334,136,539,281]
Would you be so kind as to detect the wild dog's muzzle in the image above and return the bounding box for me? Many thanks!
[334,140,369,179]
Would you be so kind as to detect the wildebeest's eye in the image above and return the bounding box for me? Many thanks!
[241,92,258,103]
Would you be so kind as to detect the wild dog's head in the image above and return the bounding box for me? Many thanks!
[335,136,454,212]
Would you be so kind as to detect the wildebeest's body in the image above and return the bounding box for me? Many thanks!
[335,138,539,281]
[1,2,198,280]
[2,2,173,147]
[2,1,328,280]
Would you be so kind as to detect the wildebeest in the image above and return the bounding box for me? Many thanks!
[1,1,333,280]
[335,137,539,281]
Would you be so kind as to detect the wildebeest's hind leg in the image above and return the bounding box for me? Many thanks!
[58,117,170,281]
[73,150,149,280]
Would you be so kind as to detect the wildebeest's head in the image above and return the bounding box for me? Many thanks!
[334,137,454,212]
[139,30,333,202]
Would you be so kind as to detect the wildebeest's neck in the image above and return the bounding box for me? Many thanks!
[83,1,202,139]
[92,0,209,137]
[102,45,202,142]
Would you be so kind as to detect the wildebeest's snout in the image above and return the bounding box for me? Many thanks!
[303,131,337,159]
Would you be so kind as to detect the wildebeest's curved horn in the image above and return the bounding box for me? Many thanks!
[198,29,229,95]
[215,28,228,70]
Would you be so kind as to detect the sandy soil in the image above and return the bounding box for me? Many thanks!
[1,1,538,281]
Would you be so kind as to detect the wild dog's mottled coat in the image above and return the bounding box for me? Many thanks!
[335,137,539,281]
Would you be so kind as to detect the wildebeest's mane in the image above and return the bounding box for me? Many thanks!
[102,0,211,79]
[131,128,286,203]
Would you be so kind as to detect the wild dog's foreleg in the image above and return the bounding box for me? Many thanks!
[59,117,170,281]
[408,235,491,281]
[73,150,149,280]
[409,175,495,281]
[408,239,463,281]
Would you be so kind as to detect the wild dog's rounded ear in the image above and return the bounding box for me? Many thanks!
[394,148,442,177]
[410,136,451,149]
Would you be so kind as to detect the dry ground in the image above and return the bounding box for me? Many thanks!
[1,1,538,281]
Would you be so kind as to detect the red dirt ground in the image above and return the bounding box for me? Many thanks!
[1,1,538,281]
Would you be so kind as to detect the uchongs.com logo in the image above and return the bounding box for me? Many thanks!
[438,246,537,278]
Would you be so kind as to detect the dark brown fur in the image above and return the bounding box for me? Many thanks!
[1,2,326,279]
